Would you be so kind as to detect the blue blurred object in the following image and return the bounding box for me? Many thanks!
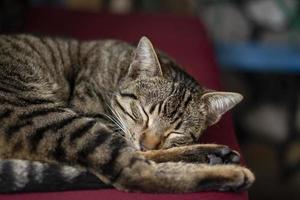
[216,42,300,73]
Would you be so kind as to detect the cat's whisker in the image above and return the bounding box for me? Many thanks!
[102,113,135,145]
[102,114,131,140]
[101,95,127,130]
[102,113,124,130]
[105,94,142,150]
[103,100,138,148]
[112,110,138,148]
[110,108,133,138]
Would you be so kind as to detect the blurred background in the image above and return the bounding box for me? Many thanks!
[1,0,300,199]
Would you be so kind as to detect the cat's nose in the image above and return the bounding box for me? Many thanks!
[140,132,161,150]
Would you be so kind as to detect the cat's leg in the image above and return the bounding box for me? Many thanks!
[0,144,242,193]
[138,144,240,164]
[0,104,253,193]
[75,137,254,193]
[0,159,109,193]
[99,150,254,193]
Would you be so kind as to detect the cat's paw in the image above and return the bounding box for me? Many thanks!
[218,166,255,192]
[205,145,240,165]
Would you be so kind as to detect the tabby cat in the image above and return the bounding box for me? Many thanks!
[0,35,254,193]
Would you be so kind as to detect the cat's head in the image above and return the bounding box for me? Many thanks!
[111,37,243,150]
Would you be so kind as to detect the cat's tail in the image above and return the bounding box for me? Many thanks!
[0,159,110,193]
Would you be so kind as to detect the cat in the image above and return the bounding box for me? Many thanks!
[0,34,254,193]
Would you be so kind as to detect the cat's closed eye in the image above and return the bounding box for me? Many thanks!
[164,131,184,140]
[130,102,144,123]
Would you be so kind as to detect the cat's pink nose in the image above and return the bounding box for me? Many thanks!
[140,132,161,150]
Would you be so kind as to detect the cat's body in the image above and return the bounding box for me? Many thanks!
[0,34,254,193]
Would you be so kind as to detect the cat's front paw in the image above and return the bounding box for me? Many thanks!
[218,166,255,192]
[206,146,240,165]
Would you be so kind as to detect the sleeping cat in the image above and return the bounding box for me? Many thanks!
[0,35,254,193]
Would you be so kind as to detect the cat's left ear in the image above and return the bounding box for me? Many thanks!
[127,36,163,79]
[201,92,243,126]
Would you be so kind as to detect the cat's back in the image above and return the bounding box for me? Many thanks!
[0,34,135,87]
[0,34,134,70]
[0,34,197,91]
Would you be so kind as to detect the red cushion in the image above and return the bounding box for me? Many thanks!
[0,6,248,200]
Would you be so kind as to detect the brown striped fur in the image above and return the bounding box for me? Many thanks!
[0,34,254,193]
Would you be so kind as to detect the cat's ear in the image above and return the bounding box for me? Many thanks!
[201,92,243,126]
[127,36,163,79]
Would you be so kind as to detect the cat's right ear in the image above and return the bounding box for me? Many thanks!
[127,36,163,79]
[201,91,243,126]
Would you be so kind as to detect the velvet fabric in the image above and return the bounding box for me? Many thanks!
[0,7,248,200]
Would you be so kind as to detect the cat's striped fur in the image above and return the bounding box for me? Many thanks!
[0,159,109,193]
[0,34,254,193]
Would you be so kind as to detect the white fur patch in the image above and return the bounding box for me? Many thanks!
[32,161,45,183]
[60,166,81,182]
[11,160,30,189]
